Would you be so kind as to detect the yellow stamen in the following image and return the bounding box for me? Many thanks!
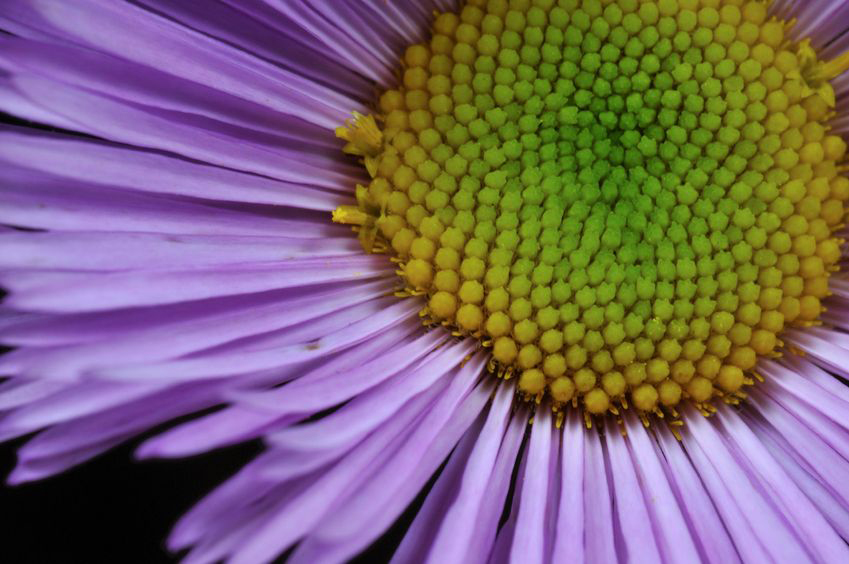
[335,112,383,156]
[820,50,849,82]
[798,44,849,107]
[332,205,371,226]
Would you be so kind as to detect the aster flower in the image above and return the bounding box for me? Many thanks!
[4,0,849,563]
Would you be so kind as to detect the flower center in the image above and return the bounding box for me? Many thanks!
[335,0,849,418]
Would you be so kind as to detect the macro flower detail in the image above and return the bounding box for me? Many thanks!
[3,1,849,564]
[335,0,849,418]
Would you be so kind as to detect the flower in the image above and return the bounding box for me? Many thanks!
[3,1,849,563]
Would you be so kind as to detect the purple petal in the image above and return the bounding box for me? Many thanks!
[583,423,617,563]
[1,0,362,126]
[413,383,515,563]
[715,405,849,562]
[748,408,849,539]
[551,410,585,562]
[265,339,473,452]
[2,255,391,313]
[621,413,701,562]
[0,231,362,271]
[290,357,492,564]
[0,127,349,209]
[0,280,394,381]
[136,321,421,458]
[0,165,334,236]
[3,75,362,186]
[683,408,810,562]
[92,299,417,382]
[604,418,663,562]
[223,383,441,563]
[509,408,554,564]
[654,426,742,564]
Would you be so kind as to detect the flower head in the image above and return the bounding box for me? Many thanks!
[3,1,849,563]
[336,0,849,423]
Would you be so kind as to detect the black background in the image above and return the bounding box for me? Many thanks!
[0,433,262,563]
[0,425,420,563]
